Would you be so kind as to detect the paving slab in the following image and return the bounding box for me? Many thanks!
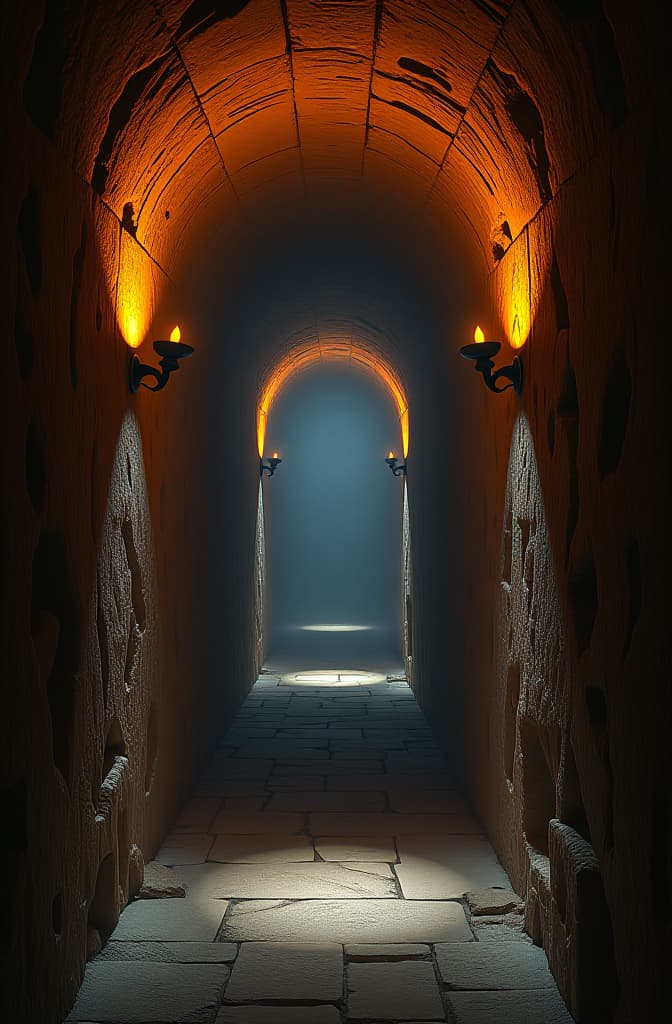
[224,941,342,1002]
[137,861,186,898]
[465,887,523,915]
[347,961,445,1020]
[316,837,397,862]
[268,790,385,812]
[65,961,229,1022]
[345,943,429,959]
[446,989,574,1023]
[204,759,273,778]
[209,835,315,862]
[220,899,473,943]
[155,835,214,866]
[387,790,469,814]
[179,861,396,899]
[396,836,510,898]
[210,811,305,834]
[94,942,237,963]
[436,942,556,989]
[310,813,483,836]
[109,896,228,941]
[217,1008,340,1023]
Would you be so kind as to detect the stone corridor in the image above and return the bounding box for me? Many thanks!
[67,672,573,1023]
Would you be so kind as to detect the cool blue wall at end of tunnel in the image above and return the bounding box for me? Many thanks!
[262,363,405,672]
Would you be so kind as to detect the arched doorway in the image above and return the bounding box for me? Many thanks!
[257,345,411,674]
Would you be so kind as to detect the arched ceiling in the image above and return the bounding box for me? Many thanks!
[22,0,630,351]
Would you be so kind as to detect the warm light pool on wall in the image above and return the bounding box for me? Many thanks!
[459,325,523,395]
[385,450,407,476]
[260,452,282,478]
[129,326,194,393]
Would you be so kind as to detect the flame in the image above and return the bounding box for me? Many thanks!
[388,451,395,459]
[272,452,279,459]
[474,325,485,343]
[170,325,181,343]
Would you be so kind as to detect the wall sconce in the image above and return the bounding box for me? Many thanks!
[129,326,194,393]
[260,452,282,477]
[385,451,407,476]
[459,325,523,395]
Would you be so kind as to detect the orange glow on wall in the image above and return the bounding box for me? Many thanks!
[257,341,410,460]
[474,325,485,343]
[170,325,181,342]
[115,229,167,349]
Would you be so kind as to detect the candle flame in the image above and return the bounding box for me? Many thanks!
[474,325,485,343]
[272,452,279,459]
[388,451,395,459]
[170,325,181,343]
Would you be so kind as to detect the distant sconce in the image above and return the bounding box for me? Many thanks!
[459,325,523,395]
[129,326,194,393]
[385,451,407,477]
[260,452,282,478]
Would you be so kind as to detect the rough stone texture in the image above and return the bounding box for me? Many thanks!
[223,941,342,1003]
[346,943,429,960]
[220,898,473,944]
[136,861,186,899]
[447,989,575,1024]
[178,861,396,899]
[435,942,555,989]
[64,961,229,1022]
[217,1009,340,1024]
[209,835,315,862]
[347,960,445,1020]
[465,887,523,916]
[95,941,237,962]
[396,837,510,898]
[109,897,228,942]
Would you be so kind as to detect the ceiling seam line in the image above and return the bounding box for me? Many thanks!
[360,0,385,180]
[279,0,308,199]
[170,37,240,202]
[423,0,521,209]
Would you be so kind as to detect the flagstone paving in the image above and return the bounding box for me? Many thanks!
[67,672,573,1023]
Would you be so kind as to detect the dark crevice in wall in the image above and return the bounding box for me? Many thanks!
[145,702,159,797]
[92,54,169,196]
[550,247,570,331]
[384,98,451,136]
[585,685,614,849]
[102,717,126,783]
[397,56,453,94]
[568,545,597,656]
[504,661,521,783]
[560,738,591,841]
[520,717,559,855]
[88,853,116,938]
[622,536,641,658]
[25,423,46,512]
[490,61,552,204]
[31,531,80,785]
[176,0,252,40]
[121,517,146,632]
[597,349,631,478]
[18,189,42,297]
[23,0,65,137]
[69,221,87,391]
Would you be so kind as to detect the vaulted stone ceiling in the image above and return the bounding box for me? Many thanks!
[23,0,632,281]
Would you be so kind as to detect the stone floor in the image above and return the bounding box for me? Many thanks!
[67,671,574,1023]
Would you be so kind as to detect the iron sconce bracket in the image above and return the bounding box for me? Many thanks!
[459,341,523,395]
